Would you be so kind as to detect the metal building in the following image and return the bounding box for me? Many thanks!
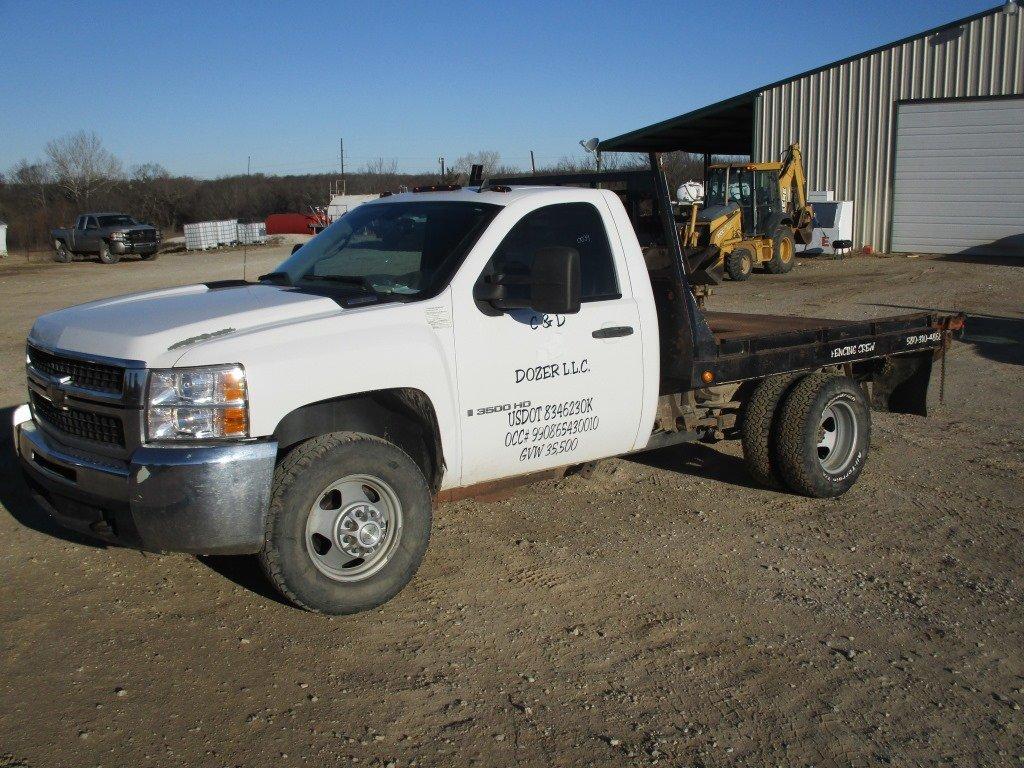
[600,2,1024,255]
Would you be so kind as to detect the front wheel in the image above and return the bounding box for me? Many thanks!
[259,432,432,614]
[725,248,754,281]
[774,373,871,497]
[98,240,120,264]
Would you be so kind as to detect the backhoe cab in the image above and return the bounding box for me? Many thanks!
[681,142,814,282]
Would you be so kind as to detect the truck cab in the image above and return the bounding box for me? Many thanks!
[16,173,960,614]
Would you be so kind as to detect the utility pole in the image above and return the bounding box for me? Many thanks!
[439,156,445,179]
[339,138,346,194]
[247,155,251,175]
[530,150,536,173]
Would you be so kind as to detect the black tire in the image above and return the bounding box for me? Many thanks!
[97,240,120,264]
[259,432,432,614]
[53,240,72,263]
[766,226,795,274]
[774,373,871,497]
[740,374,796,488]
[725,248,754,281]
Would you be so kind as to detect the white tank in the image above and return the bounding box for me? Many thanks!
[677,181,704,203]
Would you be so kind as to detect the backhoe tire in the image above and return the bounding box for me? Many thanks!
[97,240,120,265]
[259,431,432,614]
[53,240,72,263]
[766,227,795,274]
[740,374,797,488]
[725,248,754,281]
[774,373,870,498]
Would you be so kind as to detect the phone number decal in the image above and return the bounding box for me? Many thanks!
[906,331,941,346]
[502,397,598,462]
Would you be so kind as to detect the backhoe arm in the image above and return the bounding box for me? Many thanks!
[779,142,814,244]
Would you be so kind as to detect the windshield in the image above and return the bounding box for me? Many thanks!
[98,215,137,227]
[705,168,728,207]
[272,200,500,300]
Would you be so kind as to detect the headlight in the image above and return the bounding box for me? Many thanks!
[146,364,248,441]
[109,231,126,240]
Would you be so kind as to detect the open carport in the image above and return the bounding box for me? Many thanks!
[599,2,1024,255]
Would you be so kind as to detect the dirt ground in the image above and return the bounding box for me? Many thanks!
[0,247,1021,768]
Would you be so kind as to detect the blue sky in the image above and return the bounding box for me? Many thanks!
[0,0,998,178]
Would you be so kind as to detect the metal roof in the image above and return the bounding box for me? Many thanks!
[598,2,1011,154]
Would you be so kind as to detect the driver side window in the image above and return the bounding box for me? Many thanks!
[482,202,619,304]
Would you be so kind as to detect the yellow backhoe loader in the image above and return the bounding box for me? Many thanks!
[680,143,814,281]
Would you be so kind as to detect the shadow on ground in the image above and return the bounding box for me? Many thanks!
[627,441,760,490]
[930,237,1023,266]
[863,304,1024,367]
[197,555,292,607]
[0,405,105,548]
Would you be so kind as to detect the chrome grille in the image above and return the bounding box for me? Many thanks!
[128,229,157,243]
[28,345,124,394]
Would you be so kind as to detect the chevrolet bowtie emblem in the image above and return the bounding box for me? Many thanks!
[46,375,72,409]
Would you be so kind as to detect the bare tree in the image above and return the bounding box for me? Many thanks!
[45,131,123,206]
[361,158,400,192]
[8,158,53,211]
[453,150,502,179]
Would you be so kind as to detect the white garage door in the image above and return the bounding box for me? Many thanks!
[891,97,1024,255]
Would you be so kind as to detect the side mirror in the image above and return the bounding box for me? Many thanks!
[530,246,580,314]
[473,246,581,315]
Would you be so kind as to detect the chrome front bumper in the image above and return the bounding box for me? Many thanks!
[110,241,159,255]
[14,406,277,555]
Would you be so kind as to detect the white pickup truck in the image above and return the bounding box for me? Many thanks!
[14,167,963,613]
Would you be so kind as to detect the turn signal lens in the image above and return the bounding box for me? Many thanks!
[217,406,249,437]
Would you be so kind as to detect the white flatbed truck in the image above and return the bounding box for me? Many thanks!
[14,164,962,613]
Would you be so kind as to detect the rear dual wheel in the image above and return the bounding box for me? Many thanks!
[742,373,870,497]
[53,240,72,263]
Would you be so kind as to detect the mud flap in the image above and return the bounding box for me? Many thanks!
[869,351,935,416]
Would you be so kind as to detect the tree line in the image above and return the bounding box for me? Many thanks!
[1,132,704,252]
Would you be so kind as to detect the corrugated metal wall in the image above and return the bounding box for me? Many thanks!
[754,8,1024,250]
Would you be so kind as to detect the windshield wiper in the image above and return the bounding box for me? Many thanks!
[302,274,379,293]
[257,271,292,285]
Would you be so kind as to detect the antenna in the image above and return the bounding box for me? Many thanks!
[242,155,250,281]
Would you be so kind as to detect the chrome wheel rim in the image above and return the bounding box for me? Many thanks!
[304,474,403,582]
[817,398,858,474]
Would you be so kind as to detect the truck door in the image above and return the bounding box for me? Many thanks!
[452,199,644,485]
[68,216,84,249]
[83,216,100,251]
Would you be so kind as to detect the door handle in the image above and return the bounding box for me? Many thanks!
[592,325,634,339]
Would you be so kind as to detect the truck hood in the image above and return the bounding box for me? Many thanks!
[29,283,346,364]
